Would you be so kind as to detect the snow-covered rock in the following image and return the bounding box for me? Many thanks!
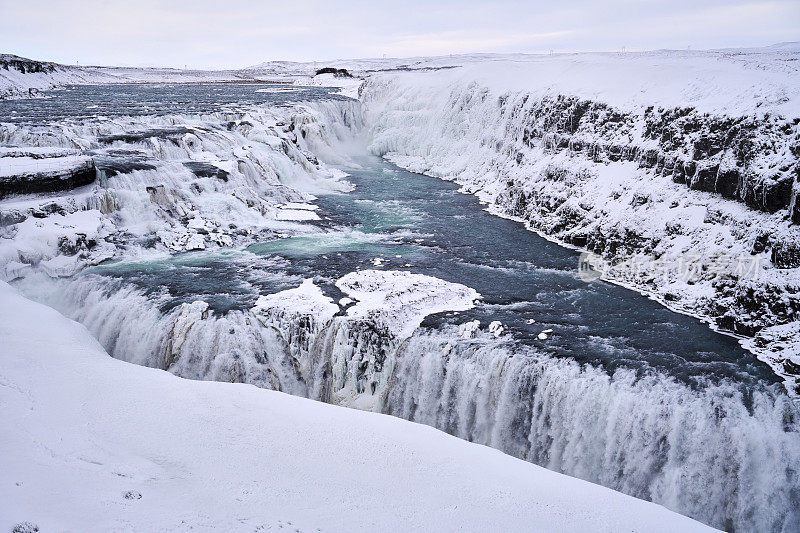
[458,319,481,339]
[488,320,505,337]
[0,146,95,199]
[336,269,480,339]
[253,278,339,325]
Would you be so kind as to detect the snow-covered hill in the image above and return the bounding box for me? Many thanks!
[0,54,257,99]
[0,281,713,532]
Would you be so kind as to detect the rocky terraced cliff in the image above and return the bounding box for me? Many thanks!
[0,147,96,198]
[362,47,800,393]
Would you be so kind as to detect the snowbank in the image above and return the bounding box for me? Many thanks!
[0,281,713,532]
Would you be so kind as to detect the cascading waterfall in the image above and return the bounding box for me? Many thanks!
[6,89,800,531]
[385,329,800,532]
[17,271,800,532]
[15,274,309,395]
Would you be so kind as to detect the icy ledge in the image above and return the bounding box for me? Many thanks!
[336,269,480,338]
[252,270,480,340]
[0,282,713,532]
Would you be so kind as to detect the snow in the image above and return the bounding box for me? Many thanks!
[336,269,481,339]
[275,207,322,221]
[279,202,319,210]
[0,209,109,273]
[0,55,257,100]
[488,320,505,337]
[0,154,92,178]
[252,278,339,324]
[458,319,481,339]
[295,73,363,99]
[5,46,799,114]
[0,281,714,532]
[251,270,481,342]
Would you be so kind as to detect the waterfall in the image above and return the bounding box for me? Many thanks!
[384,329,800,532]
[6,90,800,531]
[16,272,800,531]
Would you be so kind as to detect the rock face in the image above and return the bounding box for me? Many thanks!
[0,54,57,75]
[362,69,800,394]
[510,95,800,215]
[315,67,352,78]
[0,147,96,199]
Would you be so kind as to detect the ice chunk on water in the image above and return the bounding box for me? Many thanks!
[488,321,504,337]
[459,320,481,339]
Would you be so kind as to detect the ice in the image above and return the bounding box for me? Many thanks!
[459,319,481,339]
[488,320,504,337]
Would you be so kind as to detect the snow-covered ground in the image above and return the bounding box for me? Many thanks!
[0,54,259,99]
[0,281,714,532]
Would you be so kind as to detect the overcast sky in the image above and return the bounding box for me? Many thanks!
[1,0,798,69]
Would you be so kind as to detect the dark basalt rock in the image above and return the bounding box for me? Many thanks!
[183,162,230,181]
[97,127,194,144]
[0,160,97,199]
[315,67,353,78]
[771,241,800,268]
[0,54,56,74]
[740,173,794,212]
[715,169,740,199]
[510,94,799,217]
[791,190,800,224]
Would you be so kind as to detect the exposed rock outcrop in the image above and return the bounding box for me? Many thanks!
[0,147,96,199]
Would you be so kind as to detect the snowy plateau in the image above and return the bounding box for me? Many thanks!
[1,44,800,532]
